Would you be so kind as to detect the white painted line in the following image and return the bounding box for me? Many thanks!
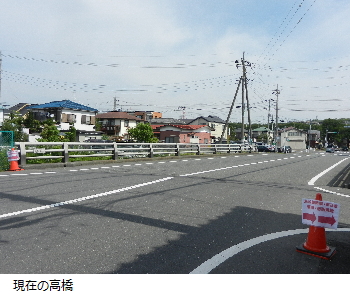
[69,170,78,172]
[45,172,56,173]
[308,157,349,185]
[10,174,27,176]
[169,161,177,163]
[80,169,89,171]
[112,166,120,168]
[135,164,142,166]
[30,173,43,175]
[123,165,131,167]
[158,162,165,164]
[190,228,350,274]
[207,158,214,160]
[0,175,9,177]
[101,167,110,169]
[146,163,153,165]
[90,168,99,170]
[314,186,350,198]
[0,176,174,220]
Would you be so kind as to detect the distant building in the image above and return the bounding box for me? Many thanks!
[28,100,99,141]
[187,115,228,142]
[151,124,211,143]
[278,127,307,150]
[95,111,144,140]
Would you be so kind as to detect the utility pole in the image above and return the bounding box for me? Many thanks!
[219,77,242,143]
[113,97,119,111]
[272,85,280,151]
[235,52,252,144]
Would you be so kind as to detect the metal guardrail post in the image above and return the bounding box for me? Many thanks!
[63,143,69,163]
[19,142,27,166]
[175,144,180,156]
[149,144,154,158]
[214,144,218,154]
[113,142,118,160]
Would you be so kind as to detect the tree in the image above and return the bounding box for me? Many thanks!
[321,118,345,145]
[0,112,28,142]
[128,123,158,143]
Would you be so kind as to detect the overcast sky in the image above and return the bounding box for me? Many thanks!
[1,0,350,124]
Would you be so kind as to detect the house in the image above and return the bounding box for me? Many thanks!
[252,127,274,144]
[152,124,211,144]
[1,103,34,126]
[278,127,307,150]
[187,115,228,142]
[28,100,99,141]
[95,111,144,140]
[149,118,187,126]
[126,111,162,122]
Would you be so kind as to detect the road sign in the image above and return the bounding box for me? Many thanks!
[302,198,340,229]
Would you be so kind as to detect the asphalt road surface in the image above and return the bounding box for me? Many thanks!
[1,150,350,274]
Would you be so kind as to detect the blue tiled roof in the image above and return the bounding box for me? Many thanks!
[28,100,98,112]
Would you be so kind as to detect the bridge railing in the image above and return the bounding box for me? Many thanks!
[15,142,257,166]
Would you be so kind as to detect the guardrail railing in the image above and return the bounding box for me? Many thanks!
[15,142,257,166]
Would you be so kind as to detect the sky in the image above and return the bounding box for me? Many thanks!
[1,0,350,124]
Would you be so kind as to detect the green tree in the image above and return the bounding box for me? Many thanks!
[38,124,61,142]
[64,125,77,142]
[321,118,345,145]
[128,123,158,143]
[23,112,41,133]
[0,112,28,142]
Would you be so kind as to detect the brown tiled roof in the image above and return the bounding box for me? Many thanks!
[96,111,141,120]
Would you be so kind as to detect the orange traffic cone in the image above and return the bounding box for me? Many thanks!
[8,160,24,171]
[296,193,336,260]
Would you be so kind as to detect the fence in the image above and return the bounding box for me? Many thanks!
[0,131,14,171]
[15,142,257,166]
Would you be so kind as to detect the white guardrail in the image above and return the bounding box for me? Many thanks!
[15,142,257,166]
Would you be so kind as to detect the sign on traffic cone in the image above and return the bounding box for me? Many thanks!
[296,193,336,260]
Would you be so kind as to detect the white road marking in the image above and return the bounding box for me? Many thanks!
[308,157,349,185]
[0,176,174,220]
[190,228,350,274]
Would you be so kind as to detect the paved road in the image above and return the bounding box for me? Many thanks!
[0,150,350,274]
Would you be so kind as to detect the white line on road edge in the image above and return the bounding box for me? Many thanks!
[308,157,349,185]
[0,177,174,220]
[190,228,350,274]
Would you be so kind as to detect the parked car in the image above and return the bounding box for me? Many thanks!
[257,145,275,152]
[278,146,292,153]
[326,146,335,153]
[342,146,349,151]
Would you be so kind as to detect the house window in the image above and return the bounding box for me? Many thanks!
[81,115,91,124]
[65,114,76,123]
[288,132,302,136]
[124,120,129,127]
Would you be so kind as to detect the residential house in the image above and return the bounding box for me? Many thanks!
[252,127,274,144]
[126,111,162,122]
[95,111,144,140]
[1,103,34,126]
[28,100,99,141]
[187,115,228,143]
[152,124,211,143]
[278,127,307,150]
[149,118,187,126]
